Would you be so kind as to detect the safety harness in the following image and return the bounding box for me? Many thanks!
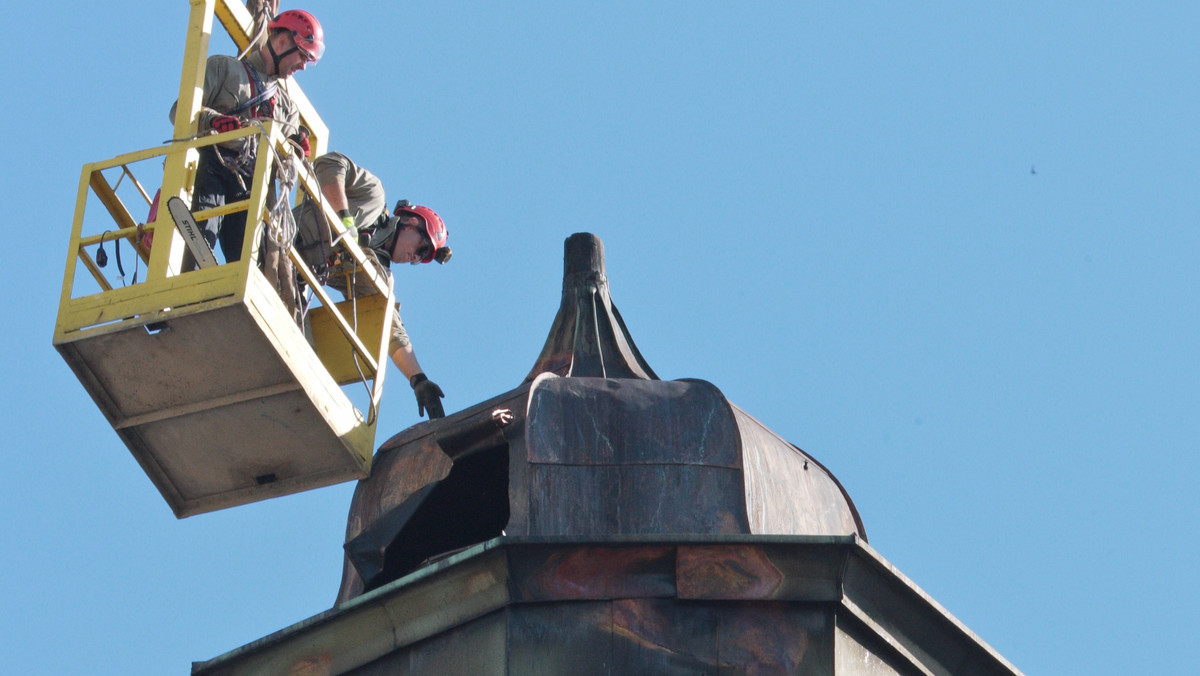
[210,62,279,186]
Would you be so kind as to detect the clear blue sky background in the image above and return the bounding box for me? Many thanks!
[2,2,1197,674]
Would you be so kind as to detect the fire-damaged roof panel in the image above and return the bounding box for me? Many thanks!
[336,233,863,604]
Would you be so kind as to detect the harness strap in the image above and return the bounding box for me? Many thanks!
[211,63,275,182]
[232,62,278,118]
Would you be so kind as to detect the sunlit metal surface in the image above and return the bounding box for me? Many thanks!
[337,233,862,602]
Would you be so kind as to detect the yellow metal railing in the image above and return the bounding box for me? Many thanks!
[56,0,391,411]
[59,123,393,388]
[50,0,395,515]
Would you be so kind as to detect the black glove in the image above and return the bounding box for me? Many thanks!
[410,372,445,419]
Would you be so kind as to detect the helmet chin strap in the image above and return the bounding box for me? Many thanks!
[265,33,301,75]
[387,216,405,261]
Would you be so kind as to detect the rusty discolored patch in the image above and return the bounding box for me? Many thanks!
[515,545,676,600]
[676,545,784,599]
[285,653,333,676]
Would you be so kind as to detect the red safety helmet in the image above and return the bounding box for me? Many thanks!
[395,203,449,264]
[269,9,325,62]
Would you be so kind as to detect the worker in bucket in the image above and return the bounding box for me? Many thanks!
[293,151,451,420]
[169,9,324,262]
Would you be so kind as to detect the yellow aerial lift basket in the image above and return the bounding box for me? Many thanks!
[53,0,391,518]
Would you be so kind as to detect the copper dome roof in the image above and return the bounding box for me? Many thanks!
[337,233,864,603]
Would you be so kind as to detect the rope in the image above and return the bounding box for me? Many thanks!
[238,0,277,60]
[346,267,380,426]
[239,118,306,324]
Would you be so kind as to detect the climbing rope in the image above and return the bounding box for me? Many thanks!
[238,0,278,60]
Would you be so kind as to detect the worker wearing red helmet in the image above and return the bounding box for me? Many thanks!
[293,152,451,419]
[372,203,451,266]
[169,8,324,262]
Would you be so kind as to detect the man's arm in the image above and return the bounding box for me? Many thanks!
[319,180,351,215]
[389,342,424,381]
[312,153,360,234]
[389,326,445,419]
[168,56,235,131]
[393,344,446,419]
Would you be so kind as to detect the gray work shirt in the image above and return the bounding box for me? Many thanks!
[292,153,411,354]
[169,50,301,143]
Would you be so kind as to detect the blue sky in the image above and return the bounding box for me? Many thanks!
[3,2,1198,673]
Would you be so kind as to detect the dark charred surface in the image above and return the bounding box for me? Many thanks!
[337,233,863,606]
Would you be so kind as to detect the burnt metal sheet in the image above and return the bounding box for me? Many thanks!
[337,435,453,602]
[198,536,1022,676]
[524,233,658,381]
[337,232,865,602]
[337,389,526,603]
[732,403,866,539]
[526,376,740,467]
[522,375,863,540]
[344,436,453,541]
[712,602,833,675]
[345,482,440,587]
[347,609,508,676]
[834,617,912,676]
[526,464,748,536]
[620,464,747,533]
[197,232,1022,675]
[676,544,786,600]
[526,463,619,535]
[677,543,845,602]
[610,598,719,674]
[508,544,676,601]
[348,442,510,593]
[507,597,830,675]
[507,601,616,676]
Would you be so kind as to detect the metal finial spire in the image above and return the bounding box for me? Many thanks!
[525,233,658,381]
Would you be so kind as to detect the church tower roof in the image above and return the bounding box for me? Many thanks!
[193,234,1020,676]
[336,233,864,602]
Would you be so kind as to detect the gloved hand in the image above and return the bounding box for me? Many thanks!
[289,128,310,157]
[336,209,357,237]
[211,115,242,134]
[410,372,445,419]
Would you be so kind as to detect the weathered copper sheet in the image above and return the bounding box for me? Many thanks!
[337,233,863,604]
[199,537,1021,676]
[524,233,658,381]
[526,376,740,467]
[526,463,749,535]
[508,544,676,601]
